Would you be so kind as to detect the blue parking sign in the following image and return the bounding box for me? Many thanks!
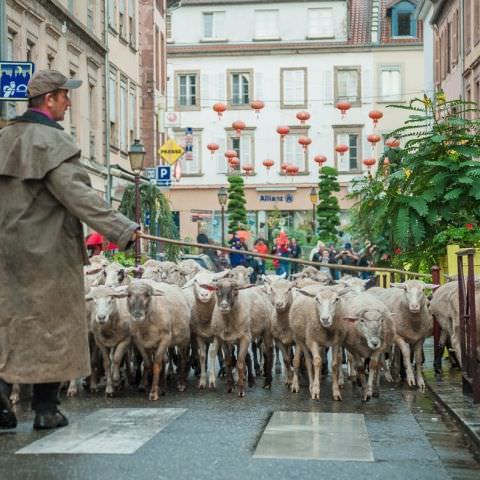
[156,165,171,187]
[0,61,35,101]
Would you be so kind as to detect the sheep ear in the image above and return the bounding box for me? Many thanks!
[112,286,128,298]
[280,272,287,279]
[390,282,407,290]
[199,283,218,291]
[424,283,440,290]
[297,289,316,298]
[152,287,166,296]
[343,315,358,323]
[85,266,104,276]
[85,292,94,301]
[338,287,352,296]
[247,267,253,275]
[237,284,255,291]
[183,278,196,288]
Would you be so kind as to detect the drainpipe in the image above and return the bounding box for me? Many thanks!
[0,0,7,123]
[460,0,465,102]
[104,0,112,204]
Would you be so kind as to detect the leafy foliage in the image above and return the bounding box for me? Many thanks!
[316,166,341,244]
[349,94,480,270]
[119,182,180,261]
[227,175,248,234]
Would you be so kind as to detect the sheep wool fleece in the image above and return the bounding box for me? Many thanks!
[0,112,138,384]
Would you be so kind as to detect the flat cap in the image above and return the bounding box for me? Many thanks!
[27,70,82,98]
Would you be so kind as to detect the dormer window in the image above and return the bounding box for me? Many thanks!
[389,1,417,38]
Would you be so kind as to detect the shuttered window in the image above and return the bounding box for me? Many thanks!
[281,68,306,107]
[203,11,225,39]
[335,67,361,104]
[335,130,362,172]
[176,72,199,109]
[120,77,128,150]
[308,8,333,38]
[380,66,402,101]
[177,134,201,175]
[230,72,251,105]
[254,10,279,39]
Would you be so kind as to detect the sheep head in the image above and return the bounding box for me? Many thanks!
[344,308,388,350]
[391,280,438,314]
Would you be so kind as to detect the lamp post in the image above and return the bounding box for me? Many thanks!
[217,186,228,247]
[309,186,318,237]
[128,139,146,269]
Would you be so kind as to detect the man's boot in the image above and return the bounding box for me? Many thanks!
[0,379,17,429]
[31,383,68,430]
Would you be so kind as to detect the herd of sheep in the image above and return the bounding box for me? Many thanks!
[61,254,477,403]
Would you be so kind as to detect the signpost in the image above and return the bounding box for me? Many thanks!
[0,61,34,101]
[159,138,184,165]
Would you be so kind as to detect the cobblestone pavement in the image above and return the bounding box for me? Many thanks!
[1,371,479,480]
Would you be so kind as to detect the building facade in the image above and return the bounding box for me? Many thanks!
[166,0,424,243]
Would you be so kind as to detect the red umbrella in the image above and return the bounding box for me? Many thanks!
[106,242,119,251]
[86,232,105,246]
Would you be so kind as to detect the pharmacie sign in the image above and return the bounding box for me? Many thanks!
[258,193,294,203]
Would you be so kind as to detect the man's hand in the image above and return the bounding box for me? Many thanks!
[131,230,142,242]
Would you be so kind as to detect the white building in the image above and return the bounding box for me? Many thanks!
[166,0,424,243]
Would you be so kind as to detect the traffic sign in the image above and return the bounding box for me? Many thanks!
[144,168,156,180]
[0,61,35,100]
[159,139,184,165]
[156,165,172,187]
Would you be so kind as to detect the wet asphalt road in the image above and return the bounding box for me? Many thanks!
[1,371,480,480]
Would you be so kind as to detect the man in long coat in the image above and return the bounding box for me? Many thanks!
[0,70,139,430]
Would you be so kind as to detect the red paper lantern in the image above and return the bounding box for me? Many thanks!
[385,137,400,148]
[298,136,312,150]
[296,111,311,124]
[213,103,227,119]
[281,163,289,173]
[232,120,246,136]
[336,101,351,118]
[263,159,274,170]
[335,144,349,156]
[229,156,240,167]
[314,155,327,165]
[250,100,265,117]
[242,163,254,175]
[286,164,299,176]
[369,110,383,127]
[224,150,237,160]
[207,143,219,157]
[277,125,290,141]
[363,158,376,168]
[367,134,381,147]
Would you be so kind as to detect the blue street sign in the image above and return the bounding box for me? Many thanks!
[0,61,35,101]
[144,211,151,227]
[156,165,171,187]
[144,168,156,180]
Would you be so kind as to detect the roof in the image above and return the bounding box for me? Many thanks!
[178,0,338,4]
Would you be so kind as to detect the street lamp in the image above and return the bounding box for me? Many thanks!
[309,186,318,236]
[128,139,146,268]
[217,186,228,247]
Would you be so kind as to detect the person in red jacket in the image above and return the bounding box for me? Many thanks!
[253,238,268,275]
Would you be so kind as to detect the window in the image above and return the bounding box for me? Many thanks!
[26,39,35,62]
[68,0,75,12]
[69,70,78,141]
[334,66,361,105]
[166,13,172,41]
[280,127,308,173]
[119,0,126,37]
[281,68,307,107]
[87,0,95,32]
[254,10,279,39]
[88,83,96,160]
[465,0,471,54]
[175,72,199,109]
[379,65,402,102]
[475,1,480,45]
[335,129,362,172]
[228,70,252,107]
[203,11,225,40]
[129,84,137,142]
[109,68,117,145]
[120,77,128,150]
[227,133,254,174]
[307,8,333,38]
[108,0,117,30]
[391,1,416,38]
[155,27,160,91]
[176,131,202,175]
[129,0,136,46]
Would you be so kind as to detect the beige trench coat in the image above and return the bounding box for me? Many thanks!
[0,115,138,384]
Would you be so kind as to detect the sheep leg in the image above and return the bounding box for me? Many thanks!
[150,339,169,401]
[278,342,293,386]
[197,337,208,389]
[252,341,261,376]
[98,345,114,397]
[291,345,301,393]
[9,383,20,405]
[414,340,426,392]
[274,344,282,374]
[176,345,189,392]
[337,348,345,388]
[224,344,235,392]
[66,379,78,398]
[208,338,220,389]
[112,338,130,388]
[134,341,152,392]
[308,341,322,400]
[236,336,250,397]
[331,345,342,401]
[395,336,416,387]
[364,353,380,401]
[262,337,273,390]
[246,352,256,387]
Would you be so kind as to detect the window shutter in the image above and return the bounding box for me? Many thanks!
[295,70,305,105]
[361,68,370,104]
[216,72,226,103]
[284,70,294,104]
[323,70,333,104]
[254,71,264,101]
[241,136,252,168]
[201,73,209,107]
[337,133,350,171]
[214,12,225,38]
[452,10,458,65]
[217,137,227,173]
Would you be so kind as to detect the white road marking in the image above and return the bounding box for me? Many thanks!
[16,408,186,455]
[254,411,374,462]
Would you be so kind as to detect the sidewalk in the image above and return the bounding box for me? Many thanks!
[424,344,480,451]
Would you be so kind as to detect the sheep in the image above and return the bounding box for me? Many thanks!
[369,280,437,391]
[341,292,396,401]
[289,285,349,400]
[292,266,332,285]
[104,262,132,288]
[262,277,296,385]
[182,271,219,389]
[85,286,131,397]
[178,259,206,280]
[336,275,370,294]
[208,278,274,397]
[115,279,191,400]
[225,265,253,286]
[143,260,187,286]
